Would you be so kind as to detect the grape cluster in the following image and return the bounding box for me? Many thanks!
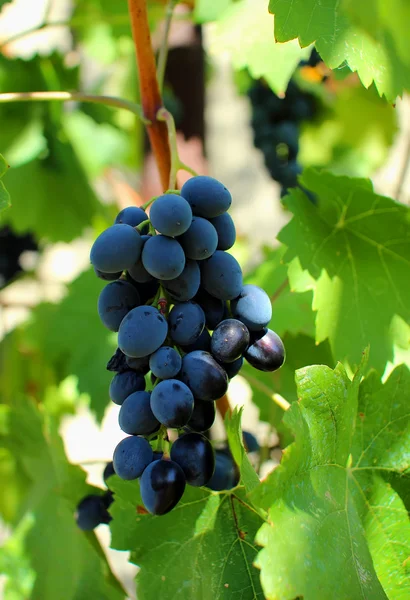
[75,463,115,530]
[82,176,285,518]
[248,78,317,197]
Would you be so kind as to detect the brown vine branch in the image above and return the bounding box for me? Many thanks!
[127,0,171,191]
[216,394,232,419]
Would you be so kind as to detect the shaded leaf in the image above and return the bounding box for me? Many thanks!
[225,406,260,493]
[109,477,265,599]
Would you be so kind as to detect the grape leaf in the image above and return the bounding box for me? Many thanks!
[2,269,116,421]
[225,406,260,493]
[212,0,310,95]
[342,0,410,71]
[251,358,410,600]
[0,398,125,600]
[245,245,315,339]
[0,152,10,212]
[109,477,265,599]
[268,0,410,101]
[194,0,233,22]
[278,169,410,371]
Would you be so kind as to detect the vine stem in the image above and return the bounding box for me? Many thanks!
[0,91,149,123]
[216,394,232,419]
[243,372,290,411]
[156,0,179,94]
[127,0,171,191]
[157,107,180,189]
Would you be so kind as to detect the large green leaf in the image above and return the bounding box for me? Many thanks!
[0,269,116,421]
[278,169,410,371]
[0,398,125,600]
[109,477,265,599]
[212,0,310,95]
[269,0,410,101]
[251,359,410,600]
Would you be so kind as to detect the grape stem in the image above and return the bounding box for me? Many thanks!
[136,219,151,232]
[156,0,179,94]
[242,372,291,411]
[157,107,199,189]
[0,91,150,124]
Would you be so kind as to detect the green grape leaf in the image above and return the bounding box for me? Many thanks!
[2,269,116,421]
[299,84,397,177]
[225,406,260,493]
[1,125,104,242]
[245,245,315,339]
[269,0,410,101]
[278,169,410,371]
[212,0,311,95]
[251,357,410,600]
[342,0,410,71]
[0,152,10,212]
[0,398,125,600]
[109,478,265,599]
[242,333,334,446]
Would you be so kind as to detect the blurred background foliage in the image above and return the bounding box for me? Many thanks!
[0,0,408,598]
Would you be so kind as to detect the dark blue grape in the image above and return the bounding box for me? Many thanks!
[209,213,236,251]
[181,176,232,218]
[103,461,116,485]
[180,327,211,353]
[244,328,285,372]
[186,399,216,432]
[211,319,250,363]
[118,305,168,358]
[177,217,218,260]
[76,494,112,530]
[206,451,238,491]
[142,235,185,280]
[106,348,128,373]
[169,301,205,346]
[150,379,194,427]
[180,351,228,402]
[231,284,272,331]
[119,391,159,435]
[243,431,260,453]
[194,288,225,330]
[128,235,154,283]
[152,451,164,461]
[201,251,243,300]
[161,259,200,302]
[115,206,148,232]
[97,280,140,332]
[125,354,150,375]
[150,194,192,236]
[109,370,146,405]
[94,267,122,281]
[170,433,215,486]
[140,459,186,515]
[127,278,159,304]
[113,435,153,480]
[90,224,143,273]
[149,346,182,379]
[219,356,243,379]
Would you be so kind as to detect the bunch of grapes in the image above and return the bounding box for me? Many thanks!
[248,78,317,197]
[76,175,285,525]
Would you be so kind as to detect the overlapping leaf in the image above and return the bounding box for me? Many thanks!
[251,358,410,600]
[269,0,410,101]
[0,398,125,600]
[109,477,265,599]
[278,169,410,370]
[212,0,310,95]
